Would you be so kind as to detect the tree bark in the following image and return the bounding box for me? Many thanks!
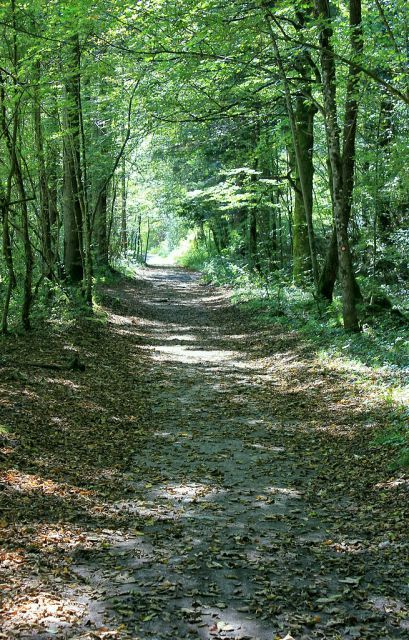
[93,81,110,268]
[1,188,15,334]
[315,0,360,331]
[248,207,258,268]
[261,5,319,286]
[62,36,83,283]
[34,63,53,280]
[2,3,33,330]
[0,77,16,334]
[289,91,316,284]
[318,0,363,304]
[95,183,108,266]
[121,154,128,253]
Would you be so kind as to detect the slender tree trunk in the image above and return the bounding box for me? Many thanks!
[93,81,137,265]
[0,94,16,334]
[278,207,284,268]
[0,92,16,297]
[248,122,260,270]
[107,180,117,258]
[34,63,53,279]
[318,226,338,300]
[144,217,150,263]
[3,2,33,330]
[377,96,394,241]
[93,82,110,268]
[211,225,221,254]
[318,0,363,304]
[133,230,138,257]
[63,36,83,283]
[46,131,60,272]
[288,90,316,284]
[1,189,15,334]
[136,213,142,260]
[261,6,319,286]
[77,64,93,307]
[121,154,128,253]
[95,184,108,266]
[315,0,360,331]
[248,207,258,268]
[291,16,318,285]
[271,205,278,268]
[15,164,33,330]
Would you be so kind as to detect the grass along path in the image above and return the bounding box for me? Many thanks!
[0,266,408,639]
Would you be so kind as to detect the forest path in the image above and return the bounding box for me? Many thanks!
[1,267,408,639]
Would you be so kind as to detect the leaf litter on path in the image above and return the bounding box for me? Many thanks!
[0,266,408,638]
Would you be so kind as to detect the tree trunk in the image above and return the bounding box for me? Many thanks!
[261,7,319,285]
[15,163,33,331]
[318,226,338,300]
[289,92,316,284]
[136,213,142,260]
[211,224,221,254]
[77,66,93,307]
[316,0,360,331]
[34,64,53,279]
[317,0,363,304]
[95,183,108,266]
[0,81,16,335]
[291,16,318,285]
[1,191,15,334]
[93,81,110,268]
[2,3,33,330]
[248,207,258,268]
[144,217,150,263]
[121,154,128,253]
[63,36,83,283]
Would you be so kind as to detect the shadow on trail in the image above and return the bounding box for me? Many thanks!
[1,266,408,639]
[70,267,409,639]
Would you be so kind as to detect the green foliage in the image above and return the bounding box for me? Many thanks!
[31,281,95,327]
[0,0,408,333]
[175,238,210,271]
[202,255,252,288]
[374,416,409,470]
[0,423,11,435]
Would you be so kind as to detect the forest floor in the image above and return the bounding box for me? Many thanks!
[0,266,408,640]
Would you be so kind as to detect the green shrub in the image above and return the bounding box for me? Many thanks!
[177,242,209,270]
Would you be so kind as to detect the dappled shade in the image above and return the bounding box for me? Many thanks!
[1,267,408,638]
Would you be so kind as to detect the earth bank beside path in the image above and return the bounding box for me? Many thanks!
[0,266,408,639]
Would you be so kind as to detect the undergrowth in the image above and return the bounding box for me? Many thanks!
[0,268,120,334]
[194,253,409,469]
[173,235,209,270]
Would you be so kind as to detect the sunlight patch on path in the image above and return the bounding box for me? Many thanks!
[156,482,220,503]
[143,344,239,363]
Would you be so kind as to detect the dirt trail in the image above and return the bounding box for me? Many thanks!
[1,267,408,639]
